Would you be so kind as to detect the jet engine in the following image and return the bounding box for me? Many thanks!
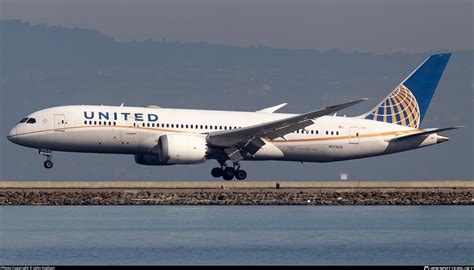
[134,134,207,165]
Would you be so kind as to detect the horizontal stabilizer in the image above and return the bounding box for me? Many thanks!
[257,103,287,113]
[389,126,465,142]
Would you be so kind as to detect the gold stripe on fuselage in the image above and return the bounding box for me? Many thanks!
[9,125,423,144]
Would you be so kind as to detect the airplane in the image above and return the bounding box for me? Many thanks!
[7,53,463,180]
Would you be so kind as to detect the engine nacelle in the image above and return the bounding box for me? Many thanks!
[134,134,207,165]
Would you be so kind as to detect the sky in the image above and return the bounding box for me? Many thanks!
[0,0,472,53]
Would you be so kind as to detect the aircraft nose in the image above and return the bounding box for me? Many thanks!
[7,127,17,141]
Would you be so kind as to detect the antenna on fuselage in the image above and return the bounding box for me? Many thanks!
[120,103,124,107]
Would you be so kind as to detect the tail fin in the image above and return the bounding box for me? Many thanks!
[362,53,451,128]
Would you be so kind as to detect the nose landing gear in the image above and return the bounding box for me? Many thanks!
[44,159,53,169]
[40,149,53,169]
[211,161,247,181]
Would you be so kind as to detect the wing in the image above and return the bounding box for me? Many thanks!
[389,126,465,142]
[256,103,288,113]
[207,98,367,161]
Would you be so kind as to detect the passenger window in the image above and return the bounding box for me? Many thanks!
[84,120,87,125]
[166,124,169,128]
[109,121,112,125]
[186,124,188,128]
[113,122,116,126]
[200,125,203,129]
[326,131,328,135]
[219,126,222,130]
[205,125,208,129]
[19,118,28,123]
[89,121,92,125]
[94,121,97,125]
[336,131,339,135]
[210,126,213,130]
[316,130,319,135]
[331,131,334,135]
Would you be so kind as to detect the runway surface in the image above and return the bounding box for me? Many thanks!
[1,180,473,190]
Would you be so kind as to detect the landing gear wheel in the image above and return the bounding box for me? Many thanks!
[235,170,247,180]
[44,160,53,169]
[222,167,235,181]
[211,167,223,178]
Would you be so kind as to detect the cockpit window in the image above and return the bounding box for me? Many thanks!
[26,118,36,124]
[19,118,28,123]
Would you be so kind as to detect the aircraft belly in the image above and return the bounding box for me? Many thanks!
[274,141,334,162]
[51,127,140,154]
[271,137,392,162]
[250,142,285,160]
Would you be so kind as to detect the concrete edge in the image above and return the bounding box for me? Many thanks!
[1,181,473,189]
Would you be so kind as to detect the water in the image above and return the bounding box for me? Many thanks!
[0,206,472,265]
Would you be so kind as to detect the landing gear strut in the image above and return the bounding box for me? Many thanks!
[40,149,53,169]
[211,161,247,181]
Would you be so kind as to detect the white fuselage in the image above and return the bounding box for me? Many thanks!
[7,105,447,163]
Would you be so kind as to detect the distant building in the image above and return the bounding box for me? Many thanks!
[340,172,348,181]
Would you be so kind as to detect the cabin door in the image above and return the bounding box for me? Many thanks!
[126,117,137,134]
[54,114,65,130]
[349,127,360,144]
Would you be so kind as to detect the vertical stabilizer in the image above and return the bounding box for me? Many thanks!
[362,53,451,128]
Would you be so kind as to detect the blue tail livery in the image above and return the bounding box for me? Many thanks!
[363,53,451,128]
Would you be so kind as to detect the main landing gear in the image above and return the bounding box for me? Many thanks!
[211,161,247,181]
[40,149,53,169]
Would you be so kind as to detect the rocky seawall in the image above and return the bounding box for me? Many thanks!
[1,189,472,205]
